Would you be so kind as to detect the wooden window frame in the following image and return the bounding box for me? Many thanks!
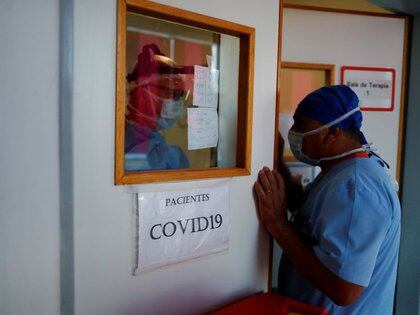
[115,0,255,185]
[281,61,335,85]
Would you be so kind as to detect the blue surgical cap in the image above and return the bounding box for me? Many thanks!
[295,85,367,144]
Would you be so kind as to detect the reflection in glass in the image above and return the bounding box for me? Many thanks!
[124,13,241,172]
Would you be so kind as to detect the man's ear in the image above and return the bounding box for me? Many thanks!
[323,127,340,144]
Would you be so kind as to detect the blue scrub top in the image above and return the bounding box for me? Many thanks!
[125,124,189,171]
[278,156,401,314]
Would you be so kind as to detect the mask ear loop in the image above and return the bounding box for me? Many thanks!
[303,106,361,137]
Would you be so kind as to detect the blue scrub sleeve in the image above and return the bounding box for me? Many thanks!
[312,178,392,287]
[149,141,189,169]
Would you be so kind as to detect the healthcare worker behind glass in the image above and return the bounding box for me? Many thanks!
[253,85,400,314]
[124,44,189,171]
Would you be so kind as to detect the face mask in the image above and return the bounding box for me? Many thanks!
[287,107,366,166]
[143,88,185,130]
[160,98,184,119]
[156,98,185,130]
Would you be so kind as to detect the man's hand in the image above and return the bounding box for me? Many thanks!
[253,167,364,307]
[253,166,288,232]
[276,131,305,213]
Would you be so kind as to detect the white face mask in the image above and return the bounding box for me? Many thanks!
[144,88,185,130]
[156,98,185,130]
[160,98,184,119]
[287,107,366,166]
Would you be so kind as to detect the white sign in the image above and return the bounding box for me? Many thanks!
[187,107,219,150]
[193,65,219,108]
[136,183,230,273]
[341,67,395,111]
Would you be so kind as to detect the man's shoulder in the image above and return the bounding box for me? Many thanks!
[312,157,395,207]
[324,156,387,186]
[329,157,399,217]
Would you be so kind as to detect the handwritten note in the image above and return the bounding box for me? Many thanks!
[187,108,218,150]
[193,65,219,108]
[193,66,207,106]
[206,69,219,108]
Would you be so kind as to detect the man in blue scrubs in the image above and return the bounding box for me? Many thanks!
[254,85,400,314]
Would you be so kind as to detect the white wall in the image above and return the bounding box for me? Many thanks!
[72,0,278,314]
[0,1,60,314]
[282,8,405,177]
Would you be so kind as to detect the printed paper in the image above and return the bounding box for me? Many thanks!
[136,183,230,274]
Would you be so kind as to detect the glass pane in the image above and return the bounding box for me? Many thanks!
[124,12,239,172]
